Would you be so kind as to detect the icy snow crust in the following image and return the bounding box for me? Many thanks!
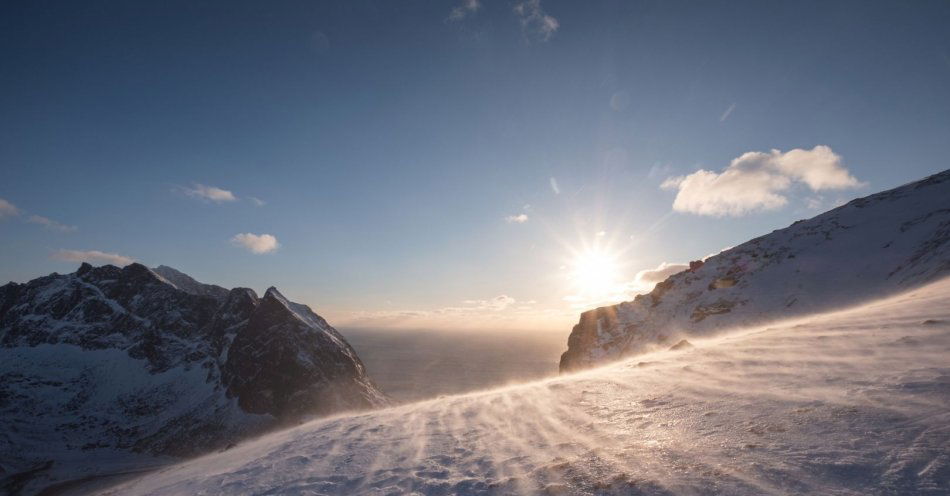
[102,278,950,495]
[561,169,950,371]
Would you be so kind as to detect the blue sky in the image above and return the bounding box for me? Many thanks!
[2,1,949,330]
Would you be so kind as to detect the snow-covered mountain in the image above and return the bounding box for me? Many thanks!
[561,169,950,371]
[0,263,386,495]
[97,276,950,495]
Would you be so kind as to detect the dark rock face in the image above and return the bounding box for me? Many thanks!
[223,288,385,417]
[0,264,386,494]
[560,169,950,372]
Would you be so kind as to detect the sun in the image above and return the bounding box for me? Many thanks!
[570,248,621,298]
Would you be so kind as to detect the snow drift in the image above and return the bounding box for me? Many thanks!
[98,276,950,495]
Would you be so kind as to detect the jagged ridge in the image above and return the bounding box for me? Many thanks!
[0,264,386,495]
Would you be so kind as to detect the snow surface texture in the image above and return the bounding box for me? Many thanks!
[0,264,385,495]
[99,277,950,495]
[561,169,950,371]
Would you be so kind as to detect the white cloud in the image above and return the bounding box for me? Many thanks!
[53,249,134,266]
[661,146,861,217]
[628,262,689,294]
[231,233,280,254]
[28,215,77,232]
[719,103,736,122]
[506,213,529,223]
[448,0,480,21]
[514,0,559,41]
[248,196,266,207]
[0,198,20,218]
[179,183,237,203]
[549,177,560,194]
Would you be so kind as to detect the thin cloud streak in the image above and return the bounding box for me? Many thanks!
[28,215,77,232]
[719,103,736,122]
[178,183,237,203]
[52,249,134,266]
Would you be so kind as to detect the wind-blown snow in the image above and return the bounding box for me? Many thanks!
[99,278,950,495]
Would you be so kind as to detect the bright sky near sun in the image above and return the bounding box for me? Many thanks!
[1,1,949,331]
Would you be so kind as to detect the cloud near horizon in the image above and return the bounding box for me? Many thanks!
[505,213,529,223]
[52,249,134,266]
[231,233,280,254]
[334,294,571,330]
[661,146,861,217]
[461,294,516,311]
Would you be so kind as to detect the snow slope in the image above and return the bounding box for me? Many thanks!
[99,277,950,495]
[561,169,950,371]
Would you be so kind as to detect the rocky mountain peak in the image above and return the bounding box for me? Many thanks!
[152,264,230,302]
[0,264,387,493]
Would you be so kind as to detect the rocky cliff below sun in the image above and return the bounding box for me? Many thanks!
[0,264,386,494]
[561,169,950,372]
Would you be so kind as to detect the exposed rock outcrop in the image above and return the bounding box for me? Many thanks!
[560,169,950,372]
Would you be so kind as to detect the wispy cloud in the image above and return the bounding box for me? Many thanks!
[0,198,20,218]
[0,198,77,232]
[661,146,862,217]
[514,0,559,41]
[448,0,481,21]
[549,177,560,194]
[719,103,736,122]
[231,233,280,254]
[28,215,77,232]
[248,196,266,207]
[505,213,529,223]
[178,183,237,203]
[53,249,134,266]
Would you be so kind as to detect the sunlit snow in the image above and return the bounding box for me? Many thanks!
[100,278,950,495]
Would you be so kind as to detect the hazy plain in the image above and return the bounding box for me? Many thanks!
[342,328,567,403]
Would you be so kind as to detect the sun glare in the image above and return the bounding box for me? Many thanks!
[570,248,621,297]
